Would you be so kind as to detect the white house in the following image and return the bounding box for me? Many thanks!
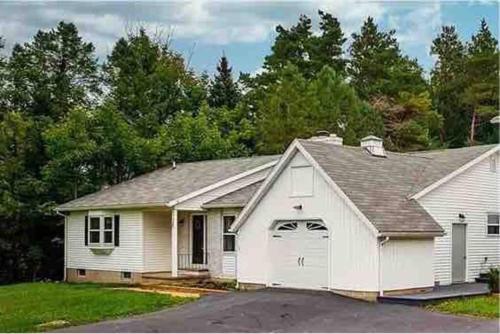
[56,134,499,300]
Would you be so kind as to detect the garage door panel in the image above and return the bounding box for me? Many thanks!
[269,221,329,290]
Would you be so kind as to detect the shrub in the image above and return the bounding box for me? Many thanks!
[487,267,499,293]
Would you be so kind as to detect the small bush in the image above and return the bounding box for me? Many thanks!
[487,268,499,293]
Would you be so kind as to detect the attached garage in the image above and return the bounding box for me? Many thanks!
[232,136,443,300]
[269,220,329,290]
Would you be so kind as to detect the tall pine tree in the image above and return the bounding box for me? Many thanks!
[348,17,426,100]
[464,19,499,144]
[208,54,240,109]
[430,25,468,147]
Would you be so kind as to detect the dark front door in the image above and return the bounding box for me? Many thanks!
[192,215,205,264]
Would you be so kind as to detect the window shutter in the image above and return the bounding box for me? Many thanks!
[84,216,88,246]
[114,215,120,247]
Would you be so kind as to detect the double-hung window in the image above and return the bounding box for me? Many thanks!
[223,216,236,252]
[487,213,499,235]
[89,216,114,247]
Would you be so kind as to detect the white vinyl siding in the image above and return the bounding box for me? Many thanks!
[419,151,500,285]
[67,210,144,272]
[381,239,434,290]
[143,211,171,272]
[237,151,379,292]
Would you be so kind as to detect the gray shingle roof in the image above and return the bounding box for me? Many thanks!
[57,155,280,210]
[299,140,497,234]
[203,181,264,208]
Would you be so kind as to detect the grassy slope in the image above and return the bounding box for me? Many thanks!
[0,282,193,332]
[427,295,500,319]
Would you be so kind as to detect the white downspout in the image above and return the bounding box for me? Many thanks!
[378,236,390,297]
[55,210,68,282]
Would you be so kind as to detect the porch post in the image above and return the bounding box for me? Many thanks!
[171,207,178,277]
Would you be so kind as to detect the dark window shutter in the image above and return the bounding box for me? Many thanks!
[114,215,120,246]
[84,216,88,246]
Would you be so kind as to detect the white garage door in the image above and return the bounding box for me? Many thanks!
[269,220,329,290]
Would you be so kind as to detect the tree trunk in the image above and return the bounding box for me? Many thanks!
[469,110,477,144]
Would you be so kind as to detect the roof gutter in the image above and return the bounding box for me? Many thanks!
[55,202,170,212]
[379,231,444,238]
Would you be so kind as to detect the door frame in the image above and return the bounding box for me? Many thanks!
[266,219,330,290]
[451,223,467,283]
[189,213,207,264]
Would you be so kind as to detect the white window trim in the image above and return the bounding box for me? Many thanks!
[222,215,236,253]
[88,215,115,248]
[487,213,499,237]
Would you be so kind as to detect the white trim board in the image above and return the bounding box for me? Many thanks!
[167,160,278,207]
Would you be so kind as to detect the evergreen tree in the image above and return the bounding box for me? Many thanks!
[255,64,379,154]
[430,25,468,147]
[208,55,240,109]
[348,17,426,100]
[464,19,499,144]
[7,22,100,120]
[260,11,346,81]
[263,14,313,78]
[309,10,347,76]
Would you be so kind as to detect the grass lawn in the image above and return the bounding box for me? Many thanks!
[426,295,500,319]
[0,282,195,332]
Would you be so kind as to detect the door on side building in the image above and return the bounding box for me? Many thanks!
[452,223,466,283]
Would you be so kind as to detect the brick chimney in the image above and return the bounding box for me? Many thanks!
[309,131,343,145]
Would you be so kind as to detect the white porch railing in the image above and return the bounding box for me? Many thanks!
[178,253,209,270]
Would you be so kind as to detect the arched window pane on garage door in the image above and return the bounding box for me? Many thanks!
[276,222,298,231]
[306,222,327,230]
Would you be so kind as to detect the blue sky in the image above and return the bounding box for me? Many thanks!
[0,1,498,77]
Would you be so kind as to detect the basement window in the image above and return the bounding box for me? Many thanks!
[121,271,132,280]
[77,269,86,277]
[487,213,499,235]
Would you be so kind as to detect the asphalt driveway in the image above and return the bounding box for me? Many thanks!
[60,289,499,333]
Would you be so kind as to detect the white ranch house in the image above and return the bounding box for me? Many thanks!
[56,134,499,300]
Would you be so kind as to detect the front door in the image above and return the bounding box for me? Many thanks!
[192,215,205,264]
[452,224,466,283]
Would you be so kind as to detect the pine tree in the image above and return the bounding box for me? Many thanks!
[263,14,313,78]
[464,19,499,144]
[348,17,426,100]
[309,10,347,76]
[430,25,468,147]
[208,54,240,109]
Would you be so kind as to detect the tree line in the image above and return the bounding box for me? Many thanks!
[0,12,498,284]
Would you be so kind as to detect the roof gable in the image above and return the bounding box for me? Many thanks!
[234,140,495,235]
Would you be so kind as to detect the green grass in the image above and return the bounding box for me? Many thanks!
[426,295,500,319]
[0,282,194,332]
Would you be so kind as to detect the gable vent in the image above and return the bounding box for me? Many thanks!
[360,135,386,157]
